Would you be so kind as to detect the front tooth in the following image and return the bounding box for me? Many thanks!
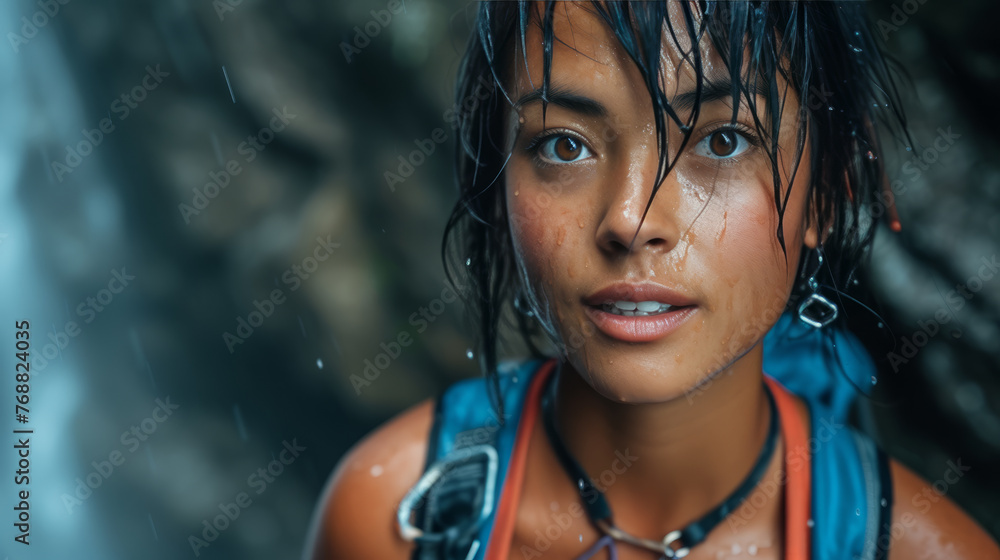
[636,301,662,312]
[614,301,637,311]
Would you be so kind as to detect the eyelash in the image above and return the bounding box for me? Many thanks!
[522,123,762,168]
[693,122,762,163]
[524,128,592,169]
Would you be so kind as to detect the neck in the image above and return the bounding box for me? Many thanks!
[552,345,773,537]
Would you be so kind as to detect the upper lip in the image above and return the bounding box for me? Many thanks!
[583,282,697,308]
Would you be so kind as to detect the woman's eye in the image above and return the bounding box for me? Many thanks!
[694,129,751,159]
[536,134,592,164]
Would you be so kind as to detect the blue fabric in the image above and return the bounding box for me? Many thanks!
[763,310,883,559]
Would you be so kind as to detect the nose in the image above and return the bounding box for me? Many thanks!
[595,158,682,257]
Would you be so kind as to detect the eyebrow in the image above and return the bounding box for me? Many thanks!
[671,74,768,112]
[513,86,609,118]
[512,75,768,121]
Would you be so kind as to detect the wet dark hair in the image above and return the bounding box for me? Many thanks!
[441,1,910,416]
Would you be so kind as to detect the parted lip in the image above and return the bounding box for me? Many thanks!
[583,282,697,308]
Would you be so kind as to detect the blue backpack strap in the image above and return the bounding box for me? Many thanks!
[405,358,550,560]
[763,311,893,559]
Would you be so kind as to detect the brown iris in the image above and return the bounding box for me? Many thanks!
[708,130,738,157]
[554,135,582,161]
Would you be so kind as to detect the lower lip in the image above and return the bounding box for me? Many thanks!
[584,305,698,343]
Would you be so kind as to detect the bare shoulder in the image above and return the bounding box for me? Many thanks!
[305,398,435,560]
[887,457,1000,560]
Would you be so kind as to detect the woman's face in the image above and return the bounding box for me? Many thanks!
[503,4,819,403]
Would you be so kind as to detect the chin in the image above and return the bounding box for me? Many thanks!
[567,351,709,405]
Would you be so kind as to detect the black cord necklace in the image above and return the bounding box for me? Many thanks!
[540,363,781,559]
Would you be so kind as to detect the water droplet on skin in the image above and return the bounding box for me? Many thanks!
[578,479,586,490]
[466,349,474,359]
[514,190,519,196]
[731,544,741,554]
[316,358,324,369]
[370,464,384,477]
[716,211,728,242]
[748,544,758,556]
[579,535,583,542]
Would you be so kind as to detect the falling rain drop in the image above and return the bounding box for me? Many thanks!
[852,46,863,53]
[316,358,324,370]
[466,349,474,359]
[877,322,884,329]
[222,65,236,103]
[855,508,861,516]
[870,376,877,386]
[881,498,888,508]
[806,519,815,528]
[466,257,472,266]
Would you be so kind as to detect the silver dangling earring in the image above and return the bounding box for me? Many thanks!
[797,246,838,328]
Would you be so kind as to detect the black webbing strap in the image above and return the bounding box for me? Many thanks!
[873,445,894,560]
[409,398,496,560]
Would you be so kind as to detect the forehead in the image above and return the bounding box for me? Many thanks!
[506,2,727,106]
